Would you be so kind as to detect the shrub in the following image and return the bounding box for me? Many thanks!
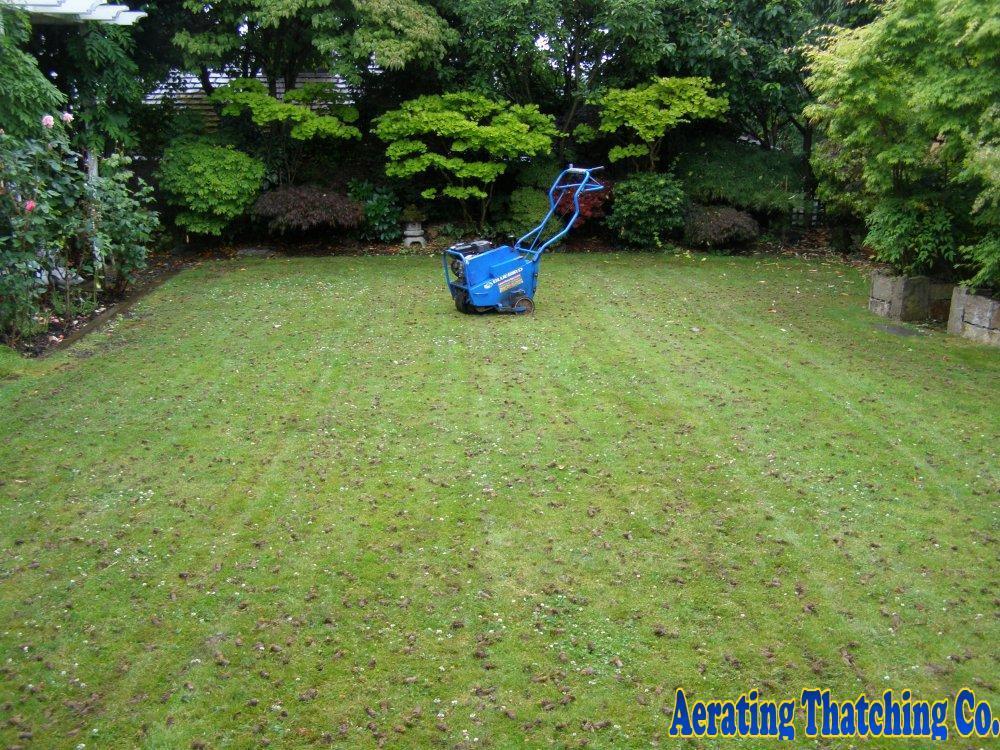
[674,137,805,214]
[213,79,360,141]
[210,79,361,186]
[516,157,562,190]
[605,172,686,248]
[556,185,611,228]
[806,0,996,284]
[2,120,85,340]
[0,255,45,342]
[0,117,156,341]
[494,188,561,242]
[963,234,1000,291]
[579,77,727,169]
[132,99,209,159]
[515,159,610,229]
[684,204,759,251]
[864,201,957,277]
[347,181,402,243]
[89,155,158,292]
[158,140,265,235]
[253,186,363,235]
[374,91,557,225]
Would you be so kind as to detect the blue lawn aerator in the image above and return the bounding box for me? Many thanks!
[443,165,604,314]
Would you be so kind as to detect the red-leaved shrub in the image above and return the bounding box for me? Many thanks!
[555,183,611,228]
[253,185,364,234]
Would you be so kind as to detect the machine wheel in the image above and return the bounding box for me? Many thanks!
[454,290,473,314]
[512,295,535,314]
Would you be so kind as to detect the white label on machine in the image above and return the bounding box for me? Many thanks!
[483,267,524,290]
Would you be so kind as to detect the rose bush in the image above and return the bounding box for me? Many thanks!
[0,114,157,341]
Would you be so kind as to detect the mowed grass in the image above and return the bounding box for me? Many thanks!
[0,253,997,749]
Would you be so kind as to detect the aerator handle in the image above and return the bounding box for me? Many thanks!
[514,165,605,260]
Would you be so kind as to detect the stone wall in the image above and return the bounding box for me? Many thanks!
[948,287,1000,346]
[869,272,953,322]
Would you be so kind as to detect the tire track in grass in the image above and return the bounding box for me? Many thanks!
[1,255,995,747]
[459,255,799,740]
[132,258,519,743]
[105,259,440,742]
[529,255,996,707]
[594,256,997,689]
[672,259,997,506]
[0,260,374,743]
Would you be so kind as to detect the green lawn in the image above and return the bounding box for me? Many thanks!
[1,253,997,749]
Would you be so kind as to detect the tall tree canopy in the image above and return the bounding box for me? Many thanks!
[807,0,999,284]
[449,0,672,131]
[174,0,455,95]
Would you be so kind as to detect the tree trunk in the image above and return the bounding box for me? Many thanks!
[789,115,818,201]
[198,67,215,96]
[801,124,817,200]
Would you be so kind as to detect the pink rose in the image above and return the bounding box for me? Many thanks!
[24,200,37,212]
[61,112,74,124]
[41,115,54,129]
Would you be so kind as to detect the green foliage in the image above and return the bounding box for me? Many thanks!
[348,0,456,72]
[0,261,42,343]
[453,0,672,133]
[174,0,453,96]
[605,172,687,248]
[806,0,999,285]
[493,188,561,242]
[585,77,728,169]
[159,140,265,235]
[675,136,805,214]
[684,203,759,252]
[864,201,957,277]
[212,79,361,142]
[515,157,562,190]
[210,79,361,187]
[0,10,65,139]
[962,234,1000,290]
[0,122,86,340]
[706,1,806,142]
[347,181,403,242]
[374,92,558,224]
[0,119,156,340]
[400,205,425,223]
[23,21,144,149]
[131,99,209,160]
[58,25,142,149]
[89,155,158,290]
[703,1,827,149]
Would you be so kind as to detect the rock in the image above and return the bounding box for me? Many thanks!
[868,271,953,322]
[948,287,1000,346]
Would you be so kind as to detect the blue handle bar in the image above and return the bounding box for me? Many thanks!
[514,165,605,260]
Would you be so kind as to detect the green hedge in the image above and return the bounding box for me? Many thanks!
[674,137,805,215]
